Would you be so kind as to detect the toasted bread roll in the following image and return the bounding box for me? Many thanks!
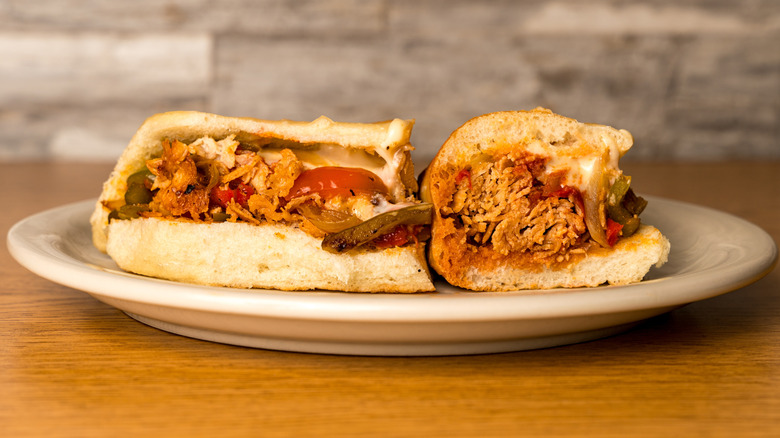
[422,108,669,291]
[91,111,433,293]
[105,218,432,292]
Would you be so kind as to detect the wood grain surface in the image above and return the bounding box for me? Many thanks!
[2,161,778,437]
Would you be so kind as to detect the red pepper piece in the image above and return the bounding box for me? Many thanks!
[606,218,623,247]
[210,181,255,209]
[372,225,411,249]
[455,169,472,189]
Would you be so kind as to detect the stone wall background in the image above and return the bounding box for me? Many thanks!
[1,0,778,166]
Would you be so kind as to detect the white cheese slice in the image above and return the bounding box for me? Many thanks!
[255,143,407,201]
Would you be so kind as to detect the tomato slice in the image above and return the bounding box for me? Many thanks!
[286,167,388,201]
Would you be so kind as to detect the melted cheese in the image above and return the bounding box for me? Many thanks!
[248,118,412,201]
[371,196,418,215]
[255,142,408,201]
[539,136,623,194]
[184,123,414,221]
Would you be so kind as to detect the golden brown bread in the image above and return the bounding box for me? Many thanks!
[91,111,419,251]
[423,108,669,291]
[90,111,434,293]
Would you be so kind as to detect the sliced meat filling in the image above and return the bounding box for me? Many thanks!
[441,155,588,259]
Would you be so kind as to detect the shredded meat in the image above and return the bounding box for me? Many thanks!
[443,155,587,260]
[189,135,239,169]
[136,136,412,245]
[226,200,260,225]
[145,137,307,227]
[147,139,210,219]
[246,148,303,223]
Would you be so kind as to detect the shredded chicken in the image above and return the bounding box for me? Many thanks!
[145,136,307,227]
[188,135,239,170]
[444,155,587,259]
[246,148,303,223]
[135,136,412,245]
[226,200,260,225]
[147,139,210,219]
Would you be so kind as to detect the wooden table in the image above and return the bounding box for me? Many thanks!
[2,161,779,437]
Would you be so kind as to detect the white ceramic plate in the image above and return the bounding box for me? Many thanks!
[7,197,777,356]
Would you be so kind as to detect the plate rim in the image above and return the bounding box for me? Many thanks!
[7,197,778,324]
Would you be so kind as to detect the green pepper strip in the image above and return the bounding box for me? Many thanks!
[606,175,645,238]
[110,169,156,220]
[108,204,150,221]
[321,203,433,254]
[623,189,648,216]
[124,169,155,205]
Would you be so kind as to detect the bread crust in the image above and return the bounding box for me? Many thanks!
[91,111,434,293]
[106,218,432,293]
[90,111,418,252]
[430,224,669,291]
[428,108,633,178]
[426,108,669,291]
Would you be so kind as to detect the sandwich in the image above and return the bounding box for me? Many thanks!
[420,108,670,291]
[90,111,435,293]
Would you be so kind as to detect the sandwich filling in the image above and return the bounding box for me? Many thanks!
[106,135,431,252]
[433,151,646,267]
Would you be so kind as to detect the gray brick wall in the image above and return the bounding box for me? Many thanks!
[1,0,778,165]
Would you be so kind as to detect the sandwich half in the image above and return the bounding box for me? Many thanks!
[90,111,434,292]
[421,108,670,291]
